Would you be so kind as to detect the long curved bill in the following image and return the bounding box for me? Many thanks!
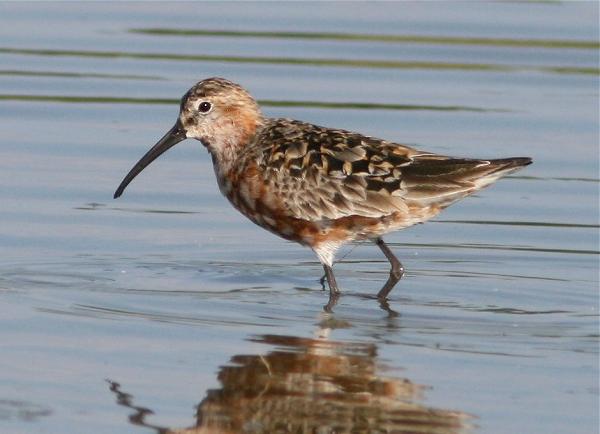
[114,121,187,199]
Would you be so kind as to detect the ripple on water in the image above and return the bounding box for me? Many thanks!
[0,253,595,362]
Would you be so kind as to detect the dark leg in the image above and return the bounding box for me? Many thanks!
[323,264,340,312]
[375,238,404,299]
[319,273,327,290]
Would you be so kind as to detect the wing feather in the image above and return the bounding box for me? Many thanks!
[250,119,529,221]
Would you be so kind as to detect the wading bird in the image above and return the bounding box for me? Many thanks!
[114,77,531,311]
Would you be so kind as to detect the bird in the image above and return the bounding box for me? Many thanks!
[114,77,532,311]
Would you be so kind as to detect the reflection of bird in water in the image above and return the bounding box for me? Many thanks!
[108,330,471,434]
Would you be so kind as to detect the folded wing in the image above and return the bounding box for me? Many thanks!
[255,119,531,222]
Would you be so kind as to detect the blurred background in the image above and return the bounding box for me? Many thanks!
[0,2,598,434]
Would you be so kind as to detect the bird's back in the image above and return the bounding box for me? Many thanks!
[232,119,530,226]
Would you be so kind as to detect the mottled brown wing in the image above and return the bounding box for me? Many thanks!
[254,119,528,221]
[252,119,420,220]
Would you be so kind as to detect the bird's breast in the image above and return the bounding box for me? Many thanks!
[217,161,297,239]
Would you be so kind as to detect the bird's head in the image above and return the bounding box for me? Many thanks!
[114,77,262,199]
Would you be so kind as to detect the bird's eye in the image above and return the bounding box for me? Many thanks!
[198,101,212,113]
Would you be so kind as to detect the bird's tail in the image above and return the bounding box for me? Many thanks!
[401,156,532,208]
[472,157,532,188]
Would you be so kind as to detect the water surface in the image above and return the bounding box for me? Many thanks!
[0,2,598,434]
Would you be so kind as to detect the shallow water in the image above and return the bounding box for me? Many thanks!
[0,2,598,434]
